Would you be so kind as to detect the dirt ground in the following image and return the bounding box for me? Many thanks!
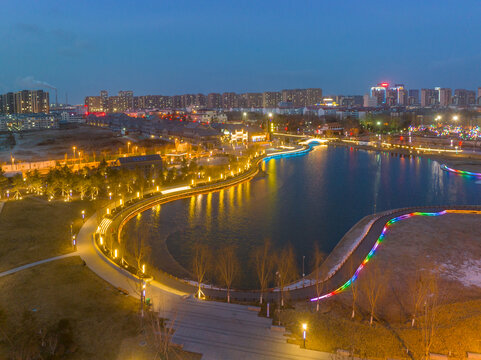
[0,126,127,163]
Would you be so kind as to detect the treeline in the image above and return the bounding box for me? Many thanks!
[0,155,245,201]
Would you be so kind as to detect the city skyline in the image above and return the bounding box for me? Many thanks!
[1,0,481,103]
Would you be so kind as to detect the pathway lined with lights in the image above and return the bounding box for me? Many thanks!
[0,252,77,278]
[310,208,481,302]
[77,212,332,360]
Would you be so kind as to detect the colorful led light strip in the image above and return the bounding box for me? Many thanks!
[440,164,481,178]
[263,146,313,161]
[310,210,448,302]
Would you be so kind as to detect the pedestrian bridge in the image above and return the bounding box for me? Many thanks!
[299,138,329,145]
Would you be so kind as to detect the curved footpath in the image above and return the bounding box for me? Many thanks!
[78,143,481,303]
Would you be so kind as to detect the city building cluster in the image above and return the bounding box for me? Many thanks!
[0,90,49,114]
[366,83,481,107]
[84,88,324,113]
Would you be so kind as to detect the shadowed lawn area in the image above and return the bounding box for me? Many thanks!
[0,198,98,272]
[0,256,201,360]
[0,256,138,359]
[283,299,481,360]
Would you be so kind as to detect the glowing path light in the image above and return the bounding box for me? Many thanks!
[310,210,448,302]
[440,164,481,178]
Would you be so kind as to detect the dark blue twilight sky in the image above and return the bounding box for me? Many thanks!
[1,0,480,103]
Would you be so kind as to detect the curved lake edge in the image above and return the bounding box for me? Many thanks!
[118,141,481,294]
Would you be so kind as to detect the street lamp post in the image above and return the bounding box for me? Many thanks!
[302,323,307,348]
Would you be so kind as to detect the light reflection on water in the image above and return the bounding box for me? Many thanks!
[123,146,481,288]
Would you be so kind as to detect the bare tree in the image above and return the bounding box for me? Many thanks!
[409,268,429,327]
[349,258,359,319]
[252,239,273,304]
[192,243,211,299]
[133,227,152,276]
[147,309,177,360]
[420,269,439,360]
[275,245,298,307]
[216,245,239,303]
[361,261,388,326]
[312,244,326,312]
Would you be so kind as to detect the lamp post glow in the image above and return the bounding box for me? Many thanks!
[453,115,459,121]
[81,210,85,221]
[302,323,307,348]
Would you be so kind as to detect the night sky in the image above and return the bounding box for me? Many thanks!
[1,0,480,103]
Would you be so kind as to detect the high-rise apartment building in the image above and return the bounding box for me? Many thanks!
[408,89,420,105]
[0,92,16,114]
[421,89,437,107]
[181,94,197,108]
[207,93,222,108]
[438,88,452,106]
[452,89,468,106]
[118,90,134,112]
[0,90,49,114]
[172,95,182,108]
[100,90,108,111]
[195,93,207,107]
[222,92,238,109]
[281,89,308,107]
[262,92,281,108]
[467,90,476,105]
[245,93,263,108]
[305,88,323,106]
[370,83,388,105]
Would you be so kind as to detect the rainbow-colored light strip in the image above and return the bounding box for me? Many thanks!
[310,210,447,302]
[440,164,481,178]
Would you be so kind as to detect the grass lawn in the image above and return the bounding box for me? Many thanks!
[0,197,99,272]
[0,256,138,359]
[282,294,481,359]
[0,256,201,359]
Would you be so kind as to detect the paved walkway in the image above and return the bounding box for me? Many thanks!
[0,252,77,278]
[77,213,330,359]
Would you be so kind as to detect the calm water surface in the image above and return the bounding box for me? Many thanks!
[123,146,481,287]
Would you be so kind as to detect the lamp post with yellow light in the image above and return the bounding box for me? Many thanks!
[302,323,307,348]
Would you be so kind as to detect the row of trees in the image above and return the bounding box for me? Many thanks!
[191,240,324,306]
[0,149,258,202]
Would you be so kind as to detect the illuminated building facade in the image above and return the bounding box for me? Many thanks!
[0,90,49,114]
[262,91,281,108]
